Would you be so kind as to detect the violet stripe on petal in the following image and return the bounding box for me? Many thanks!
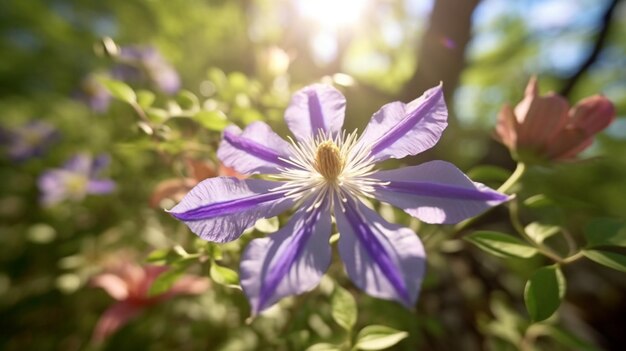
[370,86,443,155]
[342,198,411,305]
[257,205,324,311]
[306,89,327,136]
[379,181,508,202]
[170,191,285,221]
[223,130,292,168]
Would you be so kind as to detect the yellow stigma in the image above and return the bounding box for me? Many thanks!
[315,141,344,181]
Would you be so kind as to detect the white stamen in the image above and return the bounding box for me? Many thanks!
[270,129,384,210]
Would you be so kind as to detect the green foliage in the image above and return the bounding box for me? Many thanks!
[582,250,626,272]
[331,285,357,331]
[354,325,409,350]
[465,231,539,258]
[524,266,566,322]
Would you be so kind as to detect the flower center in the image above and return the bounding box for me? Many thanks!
[315,141,343,181]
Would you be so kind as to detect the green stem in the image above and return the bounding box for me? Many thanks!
[498,162,526,194]
[561,251,585,264]
[509,200,564,263]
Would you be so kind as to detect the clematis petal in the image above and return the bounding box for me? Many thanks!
[240,205,332,314]
[372,161,509,224]
[218,122,293,175]
[87,179,116,194]
[38,170,71,205]
[64,153,92,174]
[284,84,346,140]
[169,178,293,243]
[358,84,447,162]
[334,198,426,307]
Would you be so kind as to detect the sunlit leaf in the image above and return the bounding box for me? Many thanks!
[525,222,560,244]
[100,78,136,104]
[465,231,538,258]
[355,325,409,350]
[194,110,230,131]
[524,265,566,322]
[210,263,240,288]
[583,250,626,272]
[149,268,183,297]
[305,343,341,351]
[137,90,155,109]
[331,285,357,331]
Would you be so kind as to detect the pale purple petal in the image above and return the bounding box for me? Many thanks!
[372,161,509,224]
[240,205,332,313]
[334,198,426,307]
[91,154,111,176]
[87,179,116,194]
[284,84,346,140]
[358,84,447,162]
[38,170,71,206]
[217,122,293,175]
[169,177,293,243]
[64,153,92,174]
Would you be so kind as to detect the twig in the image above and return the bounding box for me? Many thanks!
[560,0,621,97]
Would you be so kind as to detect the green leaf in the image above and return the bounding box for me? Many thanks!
[177,90,199,110]
[524,266,566,322]
[149,268,184,297]
[523,194,554,208]
[465,231,538,258]
[100,78,136,103]
[331,285,357,331]
[146,108,169,123]
[355,325,409,350]
[136,90,155,109]
[466,165,511,183]
[194,110,230,131]
[584,218,626,248]
[305,343,341,351]
[525,222,560,244]
[582,250,626,272]
[210,264,240,288]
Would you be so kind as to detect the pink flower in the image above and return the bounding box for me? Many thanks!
[90,261,209,343]
[496,76,615,161]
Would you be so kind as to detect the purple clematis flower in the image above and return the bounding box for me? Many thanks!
[170,84,508,313]
[38,153,116,206]
[113,46,181,94]
[1,120,58,162]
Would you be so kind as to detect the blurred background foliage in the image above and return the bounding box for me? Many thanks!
[1,0,625,350]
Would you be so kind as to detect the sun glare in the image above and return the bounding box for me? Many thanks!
[296,0,370,31]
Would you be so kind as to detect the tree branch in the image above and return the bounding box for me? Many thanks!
[401,0,481,124]
[559,0,621,97]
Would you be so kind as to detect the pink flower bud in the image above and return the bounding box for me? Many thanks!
[495,77,615,161]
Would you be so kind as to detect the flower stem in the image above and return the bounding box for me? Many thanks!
[509,200,564,263]
[498,162,526,194]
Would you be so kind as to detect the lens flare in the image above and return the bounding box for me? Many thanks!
[296,0,370,31]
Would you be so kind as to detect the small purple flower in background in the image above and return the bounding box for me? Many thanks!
[77,73,112,113]
[90,260,209,343]
[38,153,116,206]
[170,84,509,313]
[113,46,181,94]
[0,120,58,162]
